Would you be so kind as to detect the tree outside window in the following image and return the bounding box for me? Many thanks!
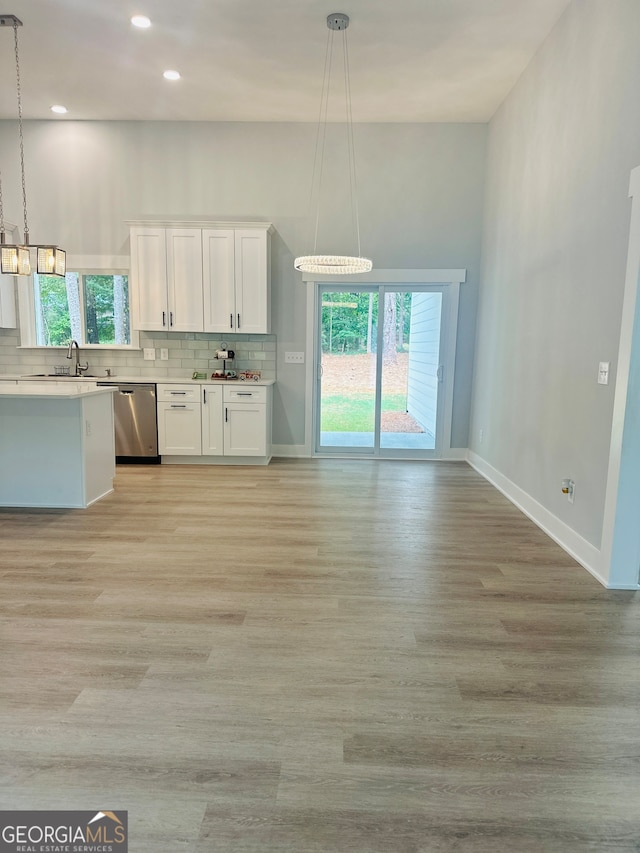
[34,273,130,346]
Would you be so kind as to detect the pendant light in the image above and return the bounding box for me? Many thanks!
[0,15,66,277]
[294,13,372,276]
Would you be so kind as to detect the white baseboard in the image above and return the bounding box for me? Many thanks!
[467,451,610,588]
[442,447,467,461]
[273,445,466,461]
[272,444,310,458]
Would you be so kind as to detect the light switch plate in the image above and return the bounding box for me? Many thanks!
[285,352,305,364]
[143,348,155,361]
[160,348,169,361]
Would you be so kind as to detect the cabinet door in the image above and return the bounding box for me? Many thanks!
[0,273,16,328]
[157,402,202,455]
[234,229,270,334]
[201,385,223,456]
[202,229,235,333]
[166,229,204,332]
[131,227,168,331]
[224,403,266,456]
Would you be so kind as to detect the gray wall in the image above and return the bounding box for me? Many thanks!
[470,0,640,547]
[0,120,486,448]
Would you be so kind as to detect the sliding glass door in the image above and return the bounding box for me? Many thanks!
[316,285,447,458]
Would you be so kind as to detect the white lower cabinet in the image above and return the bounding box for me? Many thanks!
[157,383,202,455]
[223,386,268,457]
[158,382,271,461]
[201,384,223,455]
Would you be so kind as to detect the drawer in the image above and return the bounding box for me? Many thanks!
[157,383,200,403]
[223,385,267,404]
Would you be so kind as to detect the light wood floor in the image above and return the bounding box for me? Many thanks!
[1,459,639,852]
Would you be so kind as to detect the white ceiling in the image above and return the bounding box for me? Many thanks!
[0,0,571,123]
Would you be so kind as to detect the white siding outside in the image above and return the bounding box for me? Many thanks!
[407,292,442,438]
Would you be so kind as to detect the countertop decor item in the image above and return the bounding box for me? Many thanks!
[294,13,372,277]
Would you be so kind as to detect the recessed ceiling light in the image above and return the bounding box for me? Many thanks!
[131,15,151,29]
[50,105,67,114]
[163,70,181,81]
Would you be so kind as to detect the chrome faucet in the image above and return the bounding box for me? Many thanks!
[66,340,89,376]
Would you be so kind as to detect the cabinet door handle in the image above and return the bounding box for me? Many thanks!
[230,313,233,329]
[170,311,174,327]
[162,311,166,327]
[170,404,187,409]
[225,407,228,423]
[237,313,241,329]
[203,389,207,404]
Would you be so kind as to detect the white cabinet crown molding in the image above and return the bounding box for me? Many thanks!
[126,220,273,233]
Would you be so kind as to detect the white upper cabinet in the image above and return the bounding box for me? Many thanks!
[131,227,167,332]
[202,225,271,334]
[0,273,17,329]
[202,229,235,334]
[233,228,270,335]
[131,226,204,332]
[131,222,271,334]
[166,229,204,332]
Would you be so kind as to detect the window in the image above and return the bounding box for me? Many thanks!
[30,272,132,347]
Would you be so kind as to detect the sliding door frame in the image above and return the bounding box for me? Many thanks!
[303,269,466,459]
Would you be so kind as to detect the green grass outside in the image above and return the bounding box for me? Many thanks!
[321,393,407,432]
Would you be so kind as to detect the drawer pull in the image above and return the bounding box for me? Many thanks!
[171,405,187,409]
[170,391,187,395]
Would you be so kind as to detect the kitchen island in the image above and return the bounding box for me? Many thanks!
[0,384,115,508]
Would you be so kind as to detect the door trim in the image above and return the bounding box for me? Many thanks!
[304,269,466,458]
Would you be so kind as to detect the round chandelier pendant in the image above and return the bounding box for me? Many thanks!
[294,255,373,275]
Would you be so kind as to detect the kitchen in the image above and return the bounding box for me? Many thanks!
[0,222,277,506]
[1,2,640,851]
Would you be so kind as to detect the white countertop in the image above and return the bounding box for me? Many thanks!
[0,384,116,400]
[2,374,275,386]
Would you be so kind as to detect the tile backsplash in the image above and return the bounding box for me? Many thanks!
[0,326,276,380]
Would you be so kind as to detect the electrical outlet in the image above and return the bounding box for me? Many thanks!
[143,348,155,361]
[160,348,169,361]
[285,351,305,364]
[479,428,484,443]
[85,420,92,436]
[561,478,575,504]
[598,361,610,385]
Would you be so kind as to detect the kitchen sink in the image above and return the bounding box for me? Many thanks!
[22,374,105,379]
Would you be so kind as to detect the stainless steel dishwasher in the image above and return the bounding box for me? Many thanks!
[98,382,159,462]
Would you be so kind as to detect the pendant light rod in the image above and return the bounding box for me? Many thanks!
[11,16,29,247]
[295,12,372,275]
[341,16,362,259]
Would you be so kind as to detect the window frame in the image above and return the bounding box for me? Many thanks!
[18,268,140,350]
